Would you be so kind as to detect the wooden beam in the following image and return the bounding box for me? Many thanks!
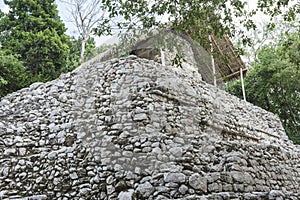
[240,68,246,101]
[209,34,217,86]
[217,68,247,80]
[160,48,166,66]
[210,35,234,74]
[223,36,246,70]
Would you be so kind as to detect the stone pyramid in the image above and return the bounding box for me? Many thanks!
[0,56,299,200]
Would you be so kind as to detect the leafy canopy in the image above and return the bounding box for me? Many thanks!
[226,32,300,144]
[0,0,70,83]
[0,50,27,97]
[99,0,299,45]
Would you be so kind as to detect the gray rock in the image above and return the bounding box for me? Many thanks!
[87,171,95,177]
[106,185,116,195]
[19,172,27,179]
[59,93,68,103]
[24,195,48,200]
[2,167,9,177]
[179,184,189,194]
[49,123,60,133]
[69,172,78,180]
[36,177,43,184]
[19,148,27,156]
[133,113,148,121]
[230,171,253,184]
[269,190,284,200]
[4,148,16,156]
[54,80,65,88]
[155,186,170,194]
[164,172,186,183]
[136,182,154,198]
[152,147,162,154]
[53,177,61,185]
[188,173,207,193]
[208,182,220,192]
[118,189,134,200]
[77,132,87,139]
[169,146,183,156]
[48,151,57,159]
[80,187,91,195]
[0,99,10,106]
[106,175,115,185]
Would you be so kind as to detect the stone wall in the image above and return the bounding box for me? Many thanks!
[0,56,299,199]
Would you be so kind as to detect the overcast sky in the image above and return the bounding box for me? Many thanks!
[0,0,76,35]
[0,0,278,48]
[0,0,116,45]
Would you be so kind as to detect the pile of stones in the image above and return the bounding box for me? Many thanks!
[0,56,299,199]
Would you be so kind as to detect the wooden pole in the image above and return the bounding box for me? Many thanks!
[208,34,217,86]
[240,68,246,101]
[160,48,166,66]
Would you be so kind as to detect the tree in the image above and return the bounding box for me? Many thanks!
[0,50,27,98]
[66,36,96,65]
[81,37,96,61]
[235,15,300,66]
[226,32,300,144]
[100,0,299,46]
[60,0,109,62]
[0,0,70,83]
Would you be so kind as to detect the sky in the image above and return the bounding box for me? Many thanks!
[0,0,116,46]
[1,0,293,65]
[0,0,260,34]
[0,0,284,49]
[0,1,8,13]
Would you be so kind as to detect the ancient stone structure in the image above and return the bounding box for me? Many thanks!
[0,56,299,200]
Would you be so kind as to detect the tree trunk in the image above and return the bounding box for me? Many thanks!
[80,37,88,63]
[80,28,92,62]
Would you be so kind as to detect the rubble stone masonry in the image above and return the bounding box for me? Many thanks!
[0,56,299,199]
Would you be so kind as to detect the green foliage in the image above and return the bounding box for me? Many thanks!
[0,50,27,98]
[226,32,300,144]
[172,53,186,68]
[0,0,70,84]
[100,0,298,46]
[95,43,114,54]
[67,36,97,63]
[65,36,81,70]
[82,37,96,61]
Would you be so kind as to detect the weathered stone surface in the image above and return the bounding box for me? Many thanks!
[136,182,154,198]
[4,148,16,156]
[179,184,189,194]
[188,173,207,193]
[0,56,299,199]
[118,189,134,200]
[164,172,186,183]
[69,172,78,180]
[133,113,148,121]
[269,190,285,200]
